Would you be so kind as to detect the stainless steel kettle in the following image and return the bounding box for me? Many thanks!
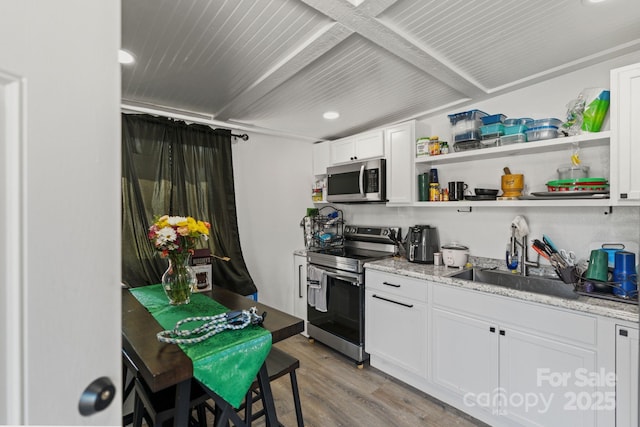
[405,225,440,264]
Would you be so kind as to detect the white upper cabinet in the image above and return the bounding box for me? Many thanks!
[329,130,384,164]
[610,62,640,203]
[312,141,330,176]
[385,120,425,205]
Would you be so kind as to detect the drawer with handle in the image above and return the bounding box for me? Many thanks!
[366,270,427,302]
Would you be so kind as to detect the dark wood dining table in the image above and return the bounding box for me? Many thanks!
[122,285,304,427]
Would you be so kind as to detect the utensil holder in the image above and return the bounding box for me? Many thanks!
[556,266,578,284]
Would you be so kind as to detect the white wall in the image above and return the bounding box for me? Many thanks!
[232,134,313,312]
[232,52,640,313]
[341,205,639,264]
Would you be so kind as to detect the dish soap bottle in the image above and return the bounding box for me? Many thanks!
[506,242,519,271]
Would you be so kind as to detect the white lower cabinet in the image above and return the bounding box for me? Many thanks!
[364,269,619,427]
[293,254,308,336]
[365,270,428,379]
[432,284,600,427]
[498,326,598,426]
[431,308,499,405]
[616,325,639,427]
[432,306,599,426]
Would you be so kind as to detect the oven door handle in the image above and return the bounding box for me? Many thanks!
[359,163,365,197]
[324,271,361,286]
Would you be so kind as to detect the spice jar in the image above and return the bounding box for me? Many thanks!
[440,141,449,154]
[428,137,440,156]
[429,182,440,201]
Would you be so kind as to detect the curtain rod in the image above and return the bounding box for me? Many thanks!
[231,132,249,141]
[121,103,249,141]
[121,102,320,142]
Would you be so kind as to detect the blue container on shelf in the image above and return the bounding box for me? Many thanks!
[504,124,529,135]
[525,126,560,141]
[454,129,481,143]
[504,118,533,126]
[529,118,563,128]
[481,114,507,125]
[500,133,527,144]
[480,123,505,137]
[448,109,488,125]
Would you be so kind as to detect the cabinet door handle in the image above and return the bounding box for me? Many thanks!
[490,327,496,333]
[620,329,628,337]
[372,294,413,308]
[298,264,303,298]
[382,281,401,288]
[499,330,506,336]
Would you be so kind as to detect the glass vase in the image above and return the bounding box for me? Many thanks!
[162,254,196,305]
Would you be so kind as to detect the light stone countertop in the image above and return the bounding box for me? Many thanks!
[293,248,307,257]
[365,256,639,323]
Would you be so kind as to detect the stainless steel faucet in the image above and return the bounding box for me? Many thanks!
[508,225,540,276]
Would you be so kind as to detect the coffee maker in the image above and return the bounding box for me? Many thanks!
[405,225,440,264]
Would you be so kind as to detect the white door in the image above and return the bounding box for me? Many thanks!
[365,289,427,377]
[0,1,121,425]
[330,137,356,164]
[616,326,639,427]
[384,122,414,204]
[499,327,597,427]
[611,63,640,202]
[431,308,499,411]
[354,130,384,160]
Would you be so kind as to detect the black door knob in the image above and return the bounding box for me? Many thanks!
[78,376,116,416]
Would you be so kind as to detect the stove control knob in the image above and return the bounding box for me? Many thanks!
[382,229,389,236]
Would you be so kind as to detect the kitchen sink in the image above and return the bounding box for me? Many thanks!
[450,268,579,300]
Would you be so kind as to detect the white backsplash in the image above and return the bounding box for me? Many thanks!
[336,204,640,268]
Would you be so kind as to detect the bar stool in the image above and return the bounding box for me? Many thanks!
[240,347,304,427]
[123,348,210,427]
[122,350,144,426]
[132,376,210,427]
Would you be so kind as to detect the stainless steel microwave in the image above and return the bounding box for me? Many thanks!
[326,159,386,203]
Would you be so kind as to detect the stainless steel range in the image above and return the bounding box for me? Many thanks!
[307,225,401,364]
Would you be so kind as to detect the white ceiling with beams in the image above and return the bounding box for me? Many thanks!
[121,0,640,141]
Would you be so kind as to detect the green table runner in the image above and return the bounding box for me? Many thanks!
[130,284,272,408]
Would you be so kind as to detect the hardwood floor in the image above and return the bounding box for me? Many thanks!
[131,332,487,426]
[245,334,487,427]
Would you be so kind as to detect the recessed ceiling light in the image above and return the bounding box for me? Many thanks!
[118,49,135,65]
[323,111,340,120]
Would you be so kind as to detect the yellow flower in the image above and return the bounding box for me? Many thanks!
[196,221,210,235]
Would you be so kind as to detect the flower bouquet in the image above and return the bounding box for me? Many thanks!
[148,215,211,305]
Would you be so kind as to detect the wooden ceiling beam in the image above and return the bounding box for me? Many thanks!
[214,22,353,121]
[301,0,486,98]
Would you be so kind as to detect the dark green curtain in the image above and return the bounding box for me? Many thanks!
[121,113,257,296]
